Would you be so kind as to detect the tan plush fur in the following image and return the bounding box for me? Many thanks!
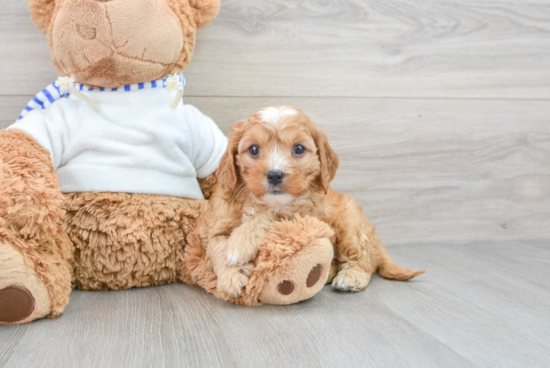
[0,130,73,323]
[197,172,217,200]
[29,0,56,30]
[63,192,205,290]
[0,243,51,325]
[194,106,425,298]
[0,129,63,239]
[28,0,220,88]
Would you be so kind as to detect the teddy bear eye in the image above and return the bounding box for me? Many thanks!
[293,144,306,156]
[249,145,260,157]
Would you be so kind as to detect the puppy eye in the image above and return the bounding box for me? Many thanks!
[293,144,306,156]
[249,145,260,157]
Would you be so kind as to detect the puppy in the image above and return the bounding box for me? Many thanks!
[199,106,425,298]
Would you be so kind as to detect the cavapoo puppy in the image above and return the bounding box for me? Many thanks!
[199,106,425,298]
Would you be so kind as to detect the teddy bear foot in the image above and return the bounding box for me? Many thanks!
[243,216,335,305]
[256,238,333,305]
[181,215,335,306]
[0,243,52,325]
[0,285,35,323]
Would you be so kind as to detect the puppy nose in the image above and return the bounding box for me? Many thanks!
[267,170,285,185]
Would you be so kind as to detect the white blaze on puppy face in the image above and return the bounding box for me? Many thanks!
[259,106,298,128]
[268,145,290,173]
[260,107,298,175]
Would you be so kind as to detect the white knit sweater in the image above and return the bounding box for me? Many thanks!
[9,75,227,199]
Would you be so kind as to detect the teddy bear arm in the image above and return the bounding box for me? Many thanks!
[0,129,64,239]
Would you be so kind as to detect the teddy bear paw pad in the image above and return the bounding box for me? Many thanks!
[277,264,324,297]
[0,285,35,323]
[258,237,333,305]
[306,264,324,287]
[278,280,295,295]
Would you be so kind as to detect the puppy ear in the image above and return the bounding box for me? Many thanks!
[188,0,221,29]
[29,0,56,30]
[314,129,339,193]
[217,120,246,193]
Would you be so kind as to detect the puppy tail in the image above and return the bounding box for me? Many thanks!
[378,262,426,281]
[373,241,426,281]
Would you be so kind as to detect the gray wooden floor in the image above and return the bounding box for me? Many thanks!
[1,0,550,367]
[1,240,549,368]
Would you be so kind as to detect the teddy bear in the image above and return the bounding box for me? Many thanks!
[0,0,335,325]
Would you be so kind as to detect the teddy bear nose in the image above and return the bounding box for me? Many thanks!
[267,170,285,185]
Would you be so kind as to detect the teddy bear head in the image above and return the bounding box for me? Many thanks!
[29,0,220,88]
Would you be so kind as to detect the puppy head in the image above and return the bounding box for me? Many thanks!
[217,106,339,207]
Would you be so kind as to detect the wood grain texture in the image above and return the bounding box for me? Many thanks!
[190,0,550,98]
[0,240,549,368]
[1,0,550,98]
[190,97,550,246]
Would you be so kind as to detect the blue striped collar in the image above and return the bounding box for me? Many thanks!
[18,73,185,120]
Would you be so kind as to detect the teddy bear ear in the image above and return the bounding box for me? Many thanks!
[28,0,56,30]
[187,0,221,29]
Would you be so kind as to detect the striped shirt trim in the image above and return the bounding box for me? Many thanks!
[18,73,185,121]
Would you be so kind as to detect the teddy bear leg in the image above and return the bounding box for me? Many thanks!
[0,221,73,326]
[64,192,205,291]
[181,215,335,306]
[0,240,51,324]
[246,216,335,305]
[0,130,73,325]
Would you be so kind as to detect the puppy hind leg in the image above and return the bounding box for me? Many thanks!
[332,261,372,292]
[332,232,373,292]
[326,259,338,284]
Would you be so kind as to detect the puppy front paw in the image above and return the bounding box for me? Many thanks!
[332,268,371,292]
[217,264,254,298]
[226,252,245,266]
[225,222,270,266]
[225,239,259,266]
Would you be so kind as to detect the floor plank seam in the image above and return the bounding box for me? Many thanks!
[2,95,550,102]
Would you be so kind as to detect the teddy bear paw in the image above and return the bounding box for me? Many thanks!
[0,242,52,325]
[0,285,35,324]
[257,237,334,305]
